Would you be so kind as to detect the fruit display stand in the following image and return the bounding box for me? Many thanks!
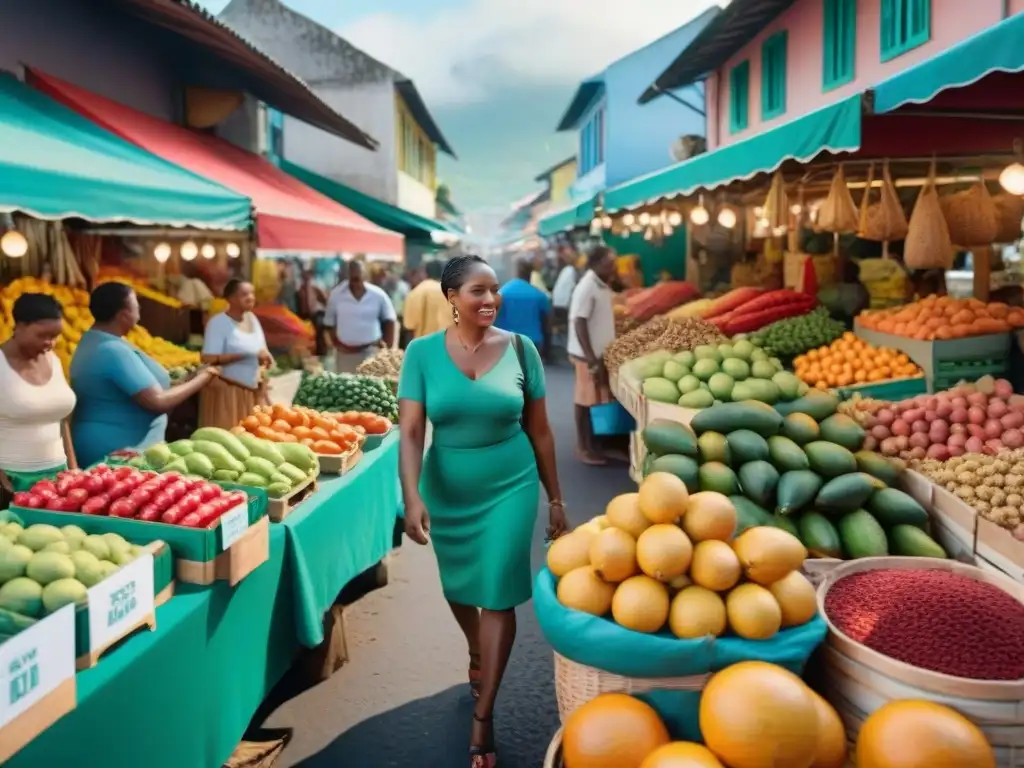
[831,374,927,403]
[5,432,401,768]
[854,320,1010,392]
[225,474,316,524]
[815,558,1024,765]
[0,605,76,764]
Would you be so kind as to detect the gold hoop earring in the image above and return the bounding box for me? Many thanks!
[451,303,459,325]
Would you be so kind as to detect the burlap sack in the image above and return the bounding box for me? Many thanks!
[817,164,859,234]
[904,162,954,270]
[940,181,998,247]
[992,192,1024,243]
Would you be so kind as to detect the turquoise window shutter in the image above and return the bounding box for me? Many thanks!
[761,31,788,120]
[729,60,750,134]
[881,0,931,62]
[823,0,857,91]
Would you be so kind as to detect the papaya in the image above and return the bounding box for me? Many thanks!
[642,420,698,457]
[767,436,810,472]
[774,389,839,421]
[690,401,782,438]
[237,472,269,488]
[730,495,773,533]
[854,451,903,487]
[276,443,318,474]
[183,452,215,479]
[776,470,823,515]
[838,509,889,558]
[726,430,770,465]
[738,461,780,509]
[781,412,820,445]
[799,512,842,558]
[698,432,730,464]
[867,488,929,527]
[190,427,251,462]
[819,414,867,452]
[699,462,739,495]
[243,456,279,480]
[192,441,246,474]
[236,432,286,467]
[649,455,700,493]
[168,439,195,457]
[888,525,946,558]
[644,377,683,403]
[815,473,886,516]
[274,463,308,485]
[804,441,857,478]
[265,482,292,499]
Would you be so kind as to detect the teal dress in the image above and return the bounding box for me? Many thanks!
[398,331,545,610]
[70,329,172,468]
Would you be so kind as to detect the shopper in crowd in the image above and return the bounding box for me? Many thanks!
[819,260,871,329]
[298,268,328,357]
[200,279,273,429]
[568,246,618,465]
[496,258,551,355]
[403,259,450,341]
[0,294,77,498]
[398,254,566,768]
[324,259,398,373]
[277,260,299,313]
[70,282,219,467]
[529,251,550,295]
[551,245,579,353]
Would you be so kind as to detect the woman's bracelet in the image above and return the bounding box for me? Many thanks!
[549,500,565,508]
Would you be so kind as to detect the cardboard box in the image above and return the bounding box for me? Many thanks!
[0,606,76,763]
[975,517,1024,584]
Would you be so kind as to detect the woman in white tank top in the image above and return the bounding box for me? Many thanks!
[0,293,77,493]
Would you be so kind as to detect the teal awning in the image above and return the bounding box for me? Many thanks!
[0,73,250,229]
[537,196,597,237]
[280,159,457,242]
[604,94,863,212]
[872,13,1024,114]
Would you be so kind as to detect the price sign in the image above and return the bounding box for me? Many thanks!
[0,605,75,727]
[219,503,250,551]
[86,553,154,654]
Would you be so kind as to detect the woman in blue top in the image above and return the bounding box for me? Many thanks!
[70,282,219,467]
[199,279,272,430]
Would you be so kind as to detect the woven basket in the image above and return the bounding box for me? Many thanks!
[553,652,710,723]
[543,728,563,768]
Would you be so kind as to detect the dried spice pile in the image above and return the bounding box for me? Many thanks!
[824,568,1024,681]
[604,317,724,374]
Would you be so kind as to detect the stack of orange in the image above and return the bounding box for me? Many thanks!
[858,295,1024,340]
[236,404,378,456]
[793,332,921,389]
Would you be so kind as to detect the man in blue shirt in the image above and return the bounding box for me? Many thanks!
[496,258,551,354]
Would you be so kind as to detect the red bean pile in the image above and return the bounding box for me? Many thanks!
[824,569,1024,680]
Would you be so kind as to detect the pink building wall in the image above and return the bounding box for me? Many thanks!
[706,0,1018,150]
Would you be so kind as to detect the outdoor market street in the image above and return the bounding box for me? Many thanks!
[264,362,634,767]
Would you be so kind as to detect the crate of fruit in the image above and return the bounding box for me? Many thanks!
[10,464,267,587]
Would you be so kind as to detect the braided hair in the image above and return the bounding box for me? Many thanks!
[440,254,489,297]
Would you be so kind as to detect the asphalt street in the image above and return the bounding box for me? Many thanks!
[260,362,635,768]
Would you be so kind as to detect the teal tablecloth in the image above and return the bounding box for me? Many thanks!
[8,435,401,768]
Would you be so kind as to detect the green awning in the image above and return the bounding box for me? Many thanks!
[604,94,863,212]
[280,159,457,242]
[872,13,1024,114]
[0,73,250,229]
[537,196,597,237]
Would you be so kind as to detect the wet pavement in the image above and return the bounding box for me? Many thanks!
[262,363,635,768]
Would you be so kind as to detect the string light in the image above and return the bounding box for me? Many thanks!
[153,243,172,263]
[180,241,198,261]
[0,230,28,258]
[226,243,241,258]
[999,162,1024,196]
[638,212,651,226]
[201,244,216,259]
[690,196,710,226]
[717,208,737,229]
[667,211,683,227]
[622,213,635,227]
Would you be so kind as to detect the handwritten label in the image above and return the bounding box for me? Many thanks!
[87,553,154,654]
[219,503,250,551]
[0,605,75,728]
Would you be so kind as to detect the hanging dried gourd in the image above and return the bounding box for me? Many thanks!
[904,159,954,270]
[860,160,908,242]
[762,170,789,233]
[940,178,998,247]
[991,192,1024,243]
[816,163,858,234]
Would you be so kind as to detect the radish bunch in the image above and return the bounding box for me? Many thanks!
[863,378,1024,462]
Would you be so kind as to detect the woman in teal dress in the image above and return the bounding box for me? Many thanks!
[398,255,567,767]
[70,282,220,467]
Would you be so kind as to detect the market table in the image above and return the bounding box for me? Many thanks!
[7,433,400,768]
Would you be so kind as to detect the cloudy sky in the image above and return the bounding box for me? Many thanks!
[204,0,719,221]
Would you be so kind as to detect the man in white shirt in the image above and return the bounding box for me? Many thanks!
[323,260,398,373]
[551,245,579,355]
[568,246,618,465]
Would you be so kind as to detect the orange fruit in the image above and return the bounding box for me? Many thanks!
[563,693,670,768]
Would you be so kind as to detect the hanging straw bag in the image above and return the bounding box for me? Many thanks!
[859,160,909,242]
[940,179,998,247]
[992,192,1024,243]
[904,160,954,270]
[817,164,859,234]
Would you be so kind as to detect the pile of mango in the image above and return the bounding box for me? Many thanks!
[0,278,199,375]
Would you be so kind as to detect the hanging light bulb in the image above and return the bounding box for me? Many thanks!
[0,230,28,258]
[226,242,241,258]
[601,215,613,228]
[589,218,602,235]
[1000,163,1024,196]
[667,211,683,227]
[790,203,803,215]
[638,212,651,226]
[180,241,198,261]
[200,243,217,259]
[622,213,635,227]
[690,196,710,226]
[663,224,674,237]
[717,207,737,229]
[153,243,172,263]
[643,227,654,241]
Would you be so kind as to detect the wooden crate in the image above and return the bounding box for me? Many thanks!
[317,449,363,476]
[267,473,318,523]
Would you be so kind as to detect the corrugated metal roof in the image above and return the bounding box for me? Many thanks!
[640,0,798,103]
[102,0,379,149]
